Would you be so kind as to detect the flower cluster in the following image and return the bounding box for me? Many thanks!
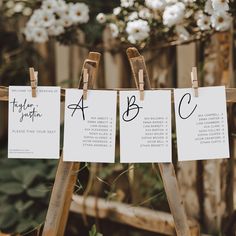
[24,0,89,43]
[2,0,33,17]
[96,0,233,45]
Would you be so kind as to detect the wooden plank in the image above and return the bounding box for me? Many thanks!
[42,157,74,236]
[126,47,192,236]
[42,52,101,236]
[2,86,236,103]
[70,195,200,236]
[176,43,200,220]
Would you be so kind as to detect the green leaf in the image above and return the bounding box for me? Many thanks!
[0,182,24,195]
[15,220,32,233]
[15,200,34,213]
[89,225,103,236]
[0,209,18,229]
[11,166,39,187]
[0,168,13,181]
[26,184,49,198]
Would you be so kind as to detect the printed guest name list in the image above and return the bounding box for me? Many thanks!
[174,86,229,161]
[119,90,172,163]
[63,90,117,163]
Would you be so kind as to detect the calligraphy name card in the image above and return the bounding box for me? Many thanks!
[119,90,172,163]
[8,86,61,159]
[174,86,229,161]
[63,90,117,163]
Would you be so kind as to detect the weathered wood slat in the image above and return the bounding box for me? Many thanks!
[42,52,101,236]
[1,87,236,103]
[70,195,200,236]
[126,47,192,236]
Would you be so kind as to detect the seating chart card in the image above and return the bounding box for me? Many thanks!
[63,90,117,163]
[119,90,172,163]
[174,86,229,161]
[8,86,61,159]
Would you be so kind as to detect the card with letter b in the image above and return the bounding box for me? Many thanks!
[119,90,172,163]
[174,86,229,161]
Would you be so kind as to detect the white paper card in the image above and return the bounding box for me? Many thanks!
[119,90,172,163]
[63,90,117,163]
[8,86,61,159]
[174,86,229,161]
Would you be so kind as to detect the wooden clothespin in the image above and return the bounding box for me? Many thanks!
[191,67,198,97]
[139,69,144,100]
[83,68,89,100]
[29,67,38,98]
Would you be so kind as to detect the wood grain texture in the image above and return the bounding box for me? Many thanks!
[42,52,101,236]
[126,47,192,236]
[71,195,200,236]
[2,87,236,103]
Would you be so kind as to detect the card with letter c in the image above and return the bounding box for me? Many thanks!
[174,86,229,161]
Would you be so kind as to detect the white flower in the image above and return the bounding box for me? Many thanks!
[165,0,178,4]
[27,10,44,27]
[128,35,136,44]
[126,19,150,43]
[24,27,34,41]
[145,0,166,10]
[139,8,152,19]
[175,25,190,41]
[42,0,57,13]
[121,0,134,8]
[41,10,56,28]
[23,7,32,16]
[109,23,119,38]
[6,1,14,8]
[182,0,196,3]
[163,2,185,27]
[211,11,232,31]
[212,0,229,12]
[197,14,211,30]
[204,0,214,14]
[96,13,106,23]
[128,12,138,21]
[25,27,48,43]
[32,28,48,43]
[69,3,89,24]
[55,0,68,15]
[48,20,65,36]
[113,7,121,15]
[60,15,73,27]
[14,2,24,13]
[56,4,70,18]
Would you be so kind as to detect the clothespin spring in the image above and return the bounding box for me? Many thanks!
[83,69,89,100]
[139,69,144,101]
[29,67,38,98]
[191,67,198,97]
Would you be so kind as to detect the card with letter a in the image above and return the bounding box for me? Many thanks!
[8,86,61,159]
[174,86,229,161]
[63,89,117,163]
[119,90,172,163]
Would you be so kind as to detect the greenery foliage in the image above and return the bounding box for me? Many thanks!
[89,225,103,236]
[0,148,57,234]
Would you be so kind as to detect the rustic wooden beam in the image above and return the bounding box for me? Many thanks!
[1,87,236,103]
[70,195,200,236]
[42,52,101,236]
[126,47,193,236]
